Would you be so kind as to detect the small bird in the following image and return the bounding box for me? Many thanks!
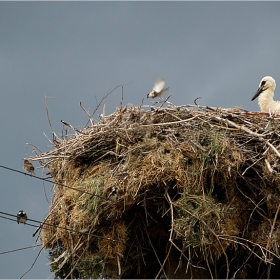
[17,210,28,224]
[23,159,35,175]
[147,78,169,98]
[251,76,280,113]
[107,185,118,201]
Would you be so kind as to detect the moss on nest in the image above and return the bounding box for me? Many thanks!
[30,103,280,278]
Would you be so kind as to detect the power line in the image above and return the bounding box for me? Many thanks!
[0,164,107,200]
[0,211,152,252]
[0,166,153,251]
[0,215,38,228]
[0,244,42,255]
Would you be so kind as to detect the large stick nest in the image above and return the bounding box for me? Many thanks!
[31,102,280,278]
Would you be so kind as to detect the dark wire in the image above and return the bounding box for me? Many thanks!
[0,211,152,252]
[0,244,42,255]
[0,165,152,251]
[0,164,107,200]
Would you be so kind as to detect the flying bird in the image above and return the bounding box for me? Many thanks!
[147,78,169,98]
[17,210,28,224]
[251,76,280,113]
[23,159,35,174]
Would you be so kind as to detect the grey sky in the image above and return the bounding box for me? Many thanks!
[1,2,280,278]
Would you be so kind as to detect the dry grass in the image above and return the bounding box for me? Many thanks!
[30,100,280,278]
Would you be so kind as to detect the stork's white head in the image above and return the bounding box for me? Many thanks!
[251,76,276,102]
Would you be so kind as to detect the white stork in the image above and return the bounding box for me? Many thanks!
[251,76,280,113]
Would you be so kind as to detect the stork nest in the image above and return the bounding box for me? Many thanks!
[30,101,280,279]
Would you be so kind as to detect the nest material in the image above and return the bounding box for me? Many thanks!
[31,103,280,278]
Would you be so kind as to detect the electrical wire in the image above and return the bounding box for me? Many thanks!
[0,244,42,255]
[0,165,153,251]
[0,211,152,252]
[0,164,107,200]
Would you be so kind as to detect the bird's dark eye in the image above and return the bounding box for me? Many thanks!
[261,81,266,86]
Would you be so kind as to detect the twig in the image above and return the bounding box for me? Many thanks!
[155,191,175,279]
[86,82,132,127]
[265,159,274,173]
[32,223,43,237]
[25,143,43,155]
[218,235,276,264]
[32,213,51,237]
[141,217,168,279]
[80,102,94,125]
[20,245,46,279]
[266,141,280,158]
[64,245,86,279]
[194,97,201,106]
[117,255,121,276]
[189,139,208,153]
[242,157,263,176]
[265,201,280,262]
[159,95,172,109]
[44,93,58,142]
[61,120,77,132]
[120,85,124,110]
[231,252,253,279]
[142,116,197,127]
[214,116,264,138]
[102,103,107,118]
[85,84,123,127]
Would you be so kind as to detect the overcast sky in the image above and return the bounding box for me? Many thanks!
[1,2,280,278]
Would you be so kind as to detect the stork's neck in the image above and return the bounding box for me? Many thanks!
[258,89,278,113]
